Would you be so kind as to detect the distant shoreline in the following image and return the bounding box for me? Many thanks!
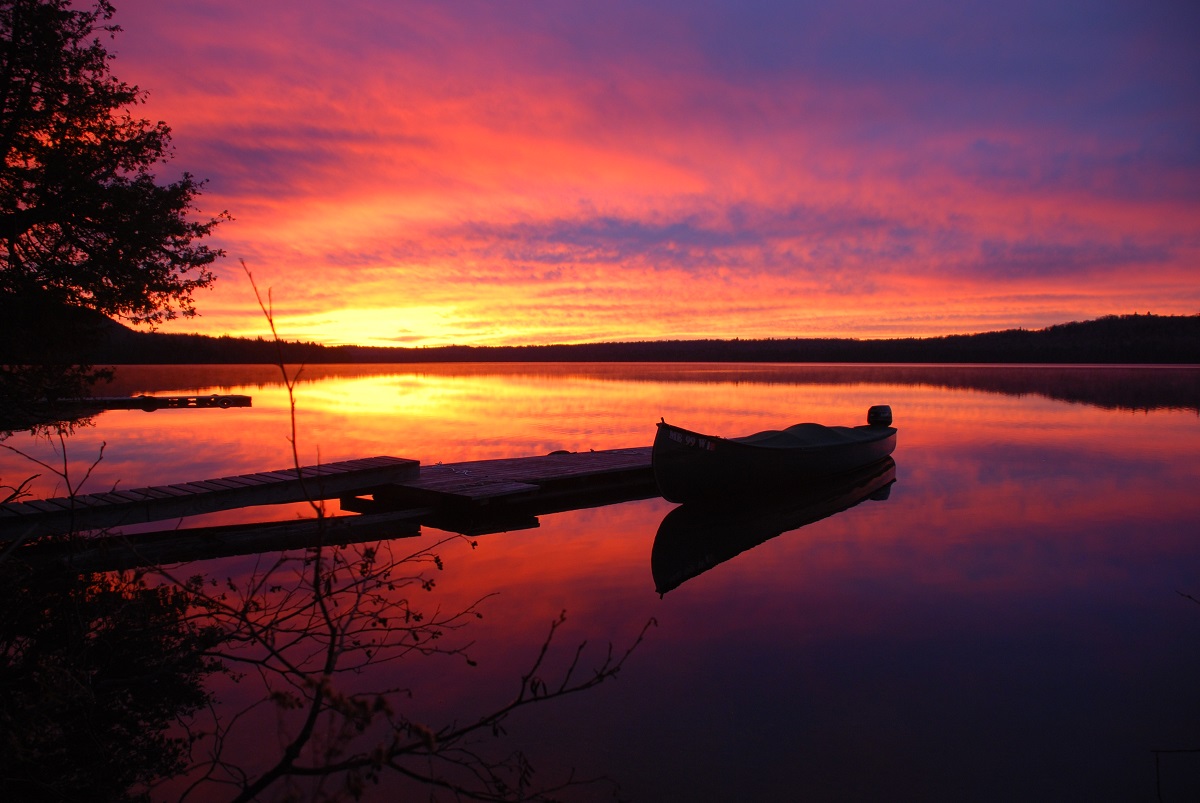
[97,362,1200,417]
[81,312,1200,366]
[4,309,1199,366]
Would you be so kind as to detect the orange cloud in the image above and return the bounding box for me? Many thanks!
[108,1,1199,346]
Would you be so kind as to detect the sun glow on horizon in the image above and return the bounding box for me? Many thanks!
[115,0,1198,348]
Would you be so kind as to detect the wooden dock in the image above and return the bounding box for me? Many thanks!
[341,447,654,535]
[62,393,253,411]
[1,447,657,550]
[21,510,430,573]
[0,456,419,543]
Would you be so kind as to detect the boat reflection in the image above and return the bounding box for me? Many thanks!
[651,458,896,594]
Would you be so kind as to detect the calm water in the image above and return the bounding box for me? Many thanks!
[4,363,1199,801]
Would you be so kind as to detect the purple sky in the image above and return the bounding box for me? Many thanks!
[109,0,1199,345]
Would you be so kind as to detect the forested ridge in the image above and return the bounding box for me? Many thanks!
[7,305,1197,364]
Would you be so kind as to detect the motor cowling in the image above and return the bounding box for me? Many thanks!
[867,405,893,427]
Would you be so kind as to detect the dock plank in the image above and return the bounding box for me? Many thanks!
[103,490,160,503]
[0,456,420,541]
[254,470,304,482]
[147,485,204,498]
[188,480,237,493]
[20,499,75,514]
[216,474,276,486]
[25,497,79,512]
[165,484,212,496]
[135,487,182,500]
[54,494,109,509]
[198,478,251,490]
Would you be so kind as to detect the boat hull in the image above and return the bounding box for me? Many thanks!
[652,420,897,504]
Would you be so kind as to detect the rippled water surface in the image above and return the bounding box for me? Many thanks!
[3,363,1199,801]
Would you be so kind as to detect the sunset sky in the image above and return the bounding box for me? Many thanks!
[111,0,1199,347]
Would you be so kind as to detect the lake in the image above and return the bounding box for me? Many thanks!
[3,363,1199,801]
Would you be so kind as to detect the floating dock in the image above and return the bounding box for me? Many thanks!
[24,510,431,573]
[341,447,654,535]
[63,393,253,411]
[0,456,419,542]
[0,448,656,550]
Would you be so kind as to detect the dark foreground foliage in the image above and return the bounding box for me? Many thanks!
[0,560,223,802]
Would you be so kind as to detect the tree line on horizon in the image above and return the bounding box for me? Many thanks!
[33,311,1200,365]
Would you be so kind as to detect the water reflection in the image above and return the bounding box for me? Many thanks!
[3,364,1199,800]
[99,362,1200,414]
[0,562,222,800]
[2,532,646,802]
[652,458,896,594]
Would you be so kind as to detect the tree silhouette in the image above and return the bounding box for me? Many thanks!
[0,0,225,325]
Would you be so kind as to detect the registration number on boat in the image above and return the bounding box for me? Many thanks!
[668,430,717,451]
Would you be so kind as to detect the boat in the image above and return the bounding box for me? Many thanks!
[651,457,896,594]
[652,405,896,504]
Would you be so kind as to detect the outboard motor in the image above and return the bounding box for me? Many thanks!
[867,405,893,427]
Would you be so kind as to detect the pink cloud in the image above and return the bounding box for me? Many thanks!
[105,0,1200,345]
